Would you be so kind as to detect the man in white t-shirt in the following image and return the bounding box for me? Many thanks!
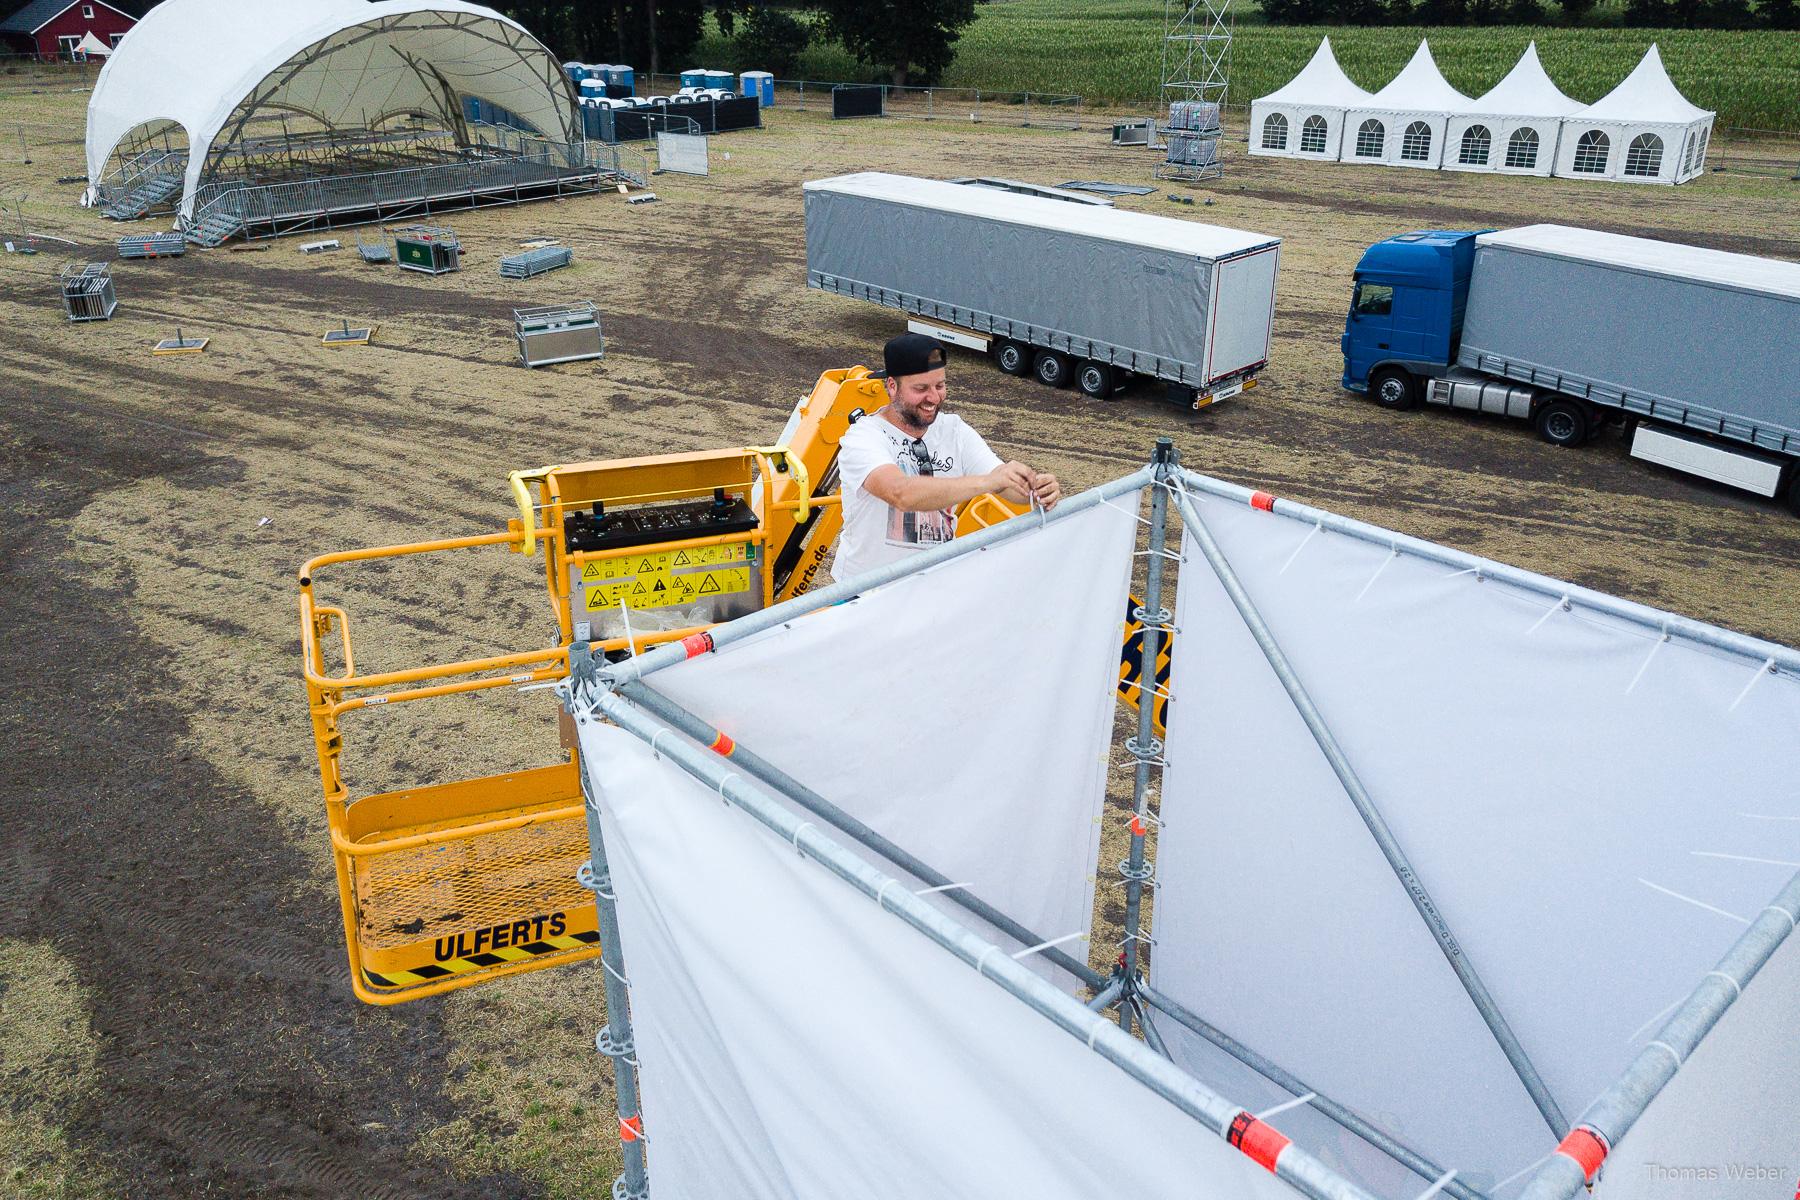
[831,333,1061,583]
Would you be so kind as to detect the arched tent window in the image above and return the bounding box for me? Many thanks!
[1572,129,1610,174]
[1688,128,1709,173]
[1400,121,1433,162]
[1299,115,1329,154]
[1505,127,1539,170]
[1458,125,1491,166]
[1261,113,1289,151]
[1355,119,1385,159]
[1624,133,1663,177]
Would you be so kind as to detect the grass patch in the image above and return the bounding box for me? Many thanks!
[0,942,112,1200]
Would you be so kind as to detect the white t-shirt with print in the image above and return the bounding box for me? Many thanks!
[830,410,1003,583]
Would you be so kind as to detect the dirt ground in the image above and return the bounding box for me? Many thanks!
[2,85,1798,1198]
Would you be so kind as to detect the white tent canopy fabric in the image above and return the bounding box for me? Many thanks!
[1444,43,1581,177]
[1252,38,1713,183]
[83,0,577,217]
[646,497,1138,975]
[578,721,1313,1200]
[1153,482,1800,1195]
[72,31,113,57]
[1249,36,1373,161]
[1555,44,1714,184]
[1340,41,1470,169]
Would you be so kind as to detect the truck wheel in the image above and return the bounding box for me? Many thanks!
[1033,350,1072,389]
[994,340,1029,376]
[1076,361,1115,398]
[1369,368,1418,411]
[1534,400,1591,448]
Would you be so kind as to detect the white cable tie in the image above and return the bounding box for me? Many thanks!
[1638,877,1750,925]
[1647,1039,1684,1069]
[602,957,632,989]
[1413,1169,1459,1200]
[876,879,903,912]
[1623,995,1684,1045]
[1703,970,1743,1002]
[617,597,636,657]
[975,944,1003,977]
[648,728,671,761]
[716,772,741,803]
[1353,546,1398,604]
[1761,904,1798,933]
[1692,850,1800,868]
[1439,566,1478,581]
[1253,1092,1316,1122]
[1493,1153,1554,1193]
[1277,522,1321,575]
[1728,657,1776,712]
[1525,593,1570,636]
[790,821,816,853]
[1626,633,1669,695]
[1088,1016,1109,1050]
[1097,493,1154,528]
[914,881,972,896]
[1011,931,1086,960]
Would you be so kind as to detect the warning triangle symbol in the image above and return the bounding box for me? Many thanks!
[698,574,721,594]
[636,557,656,574]
[652,578,667,593]
[632,580,648,595]
[582,562,602,580]
[673,550,691,566]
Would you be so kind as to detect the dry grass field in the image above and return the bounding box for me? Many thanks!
[2,82,1798,1198]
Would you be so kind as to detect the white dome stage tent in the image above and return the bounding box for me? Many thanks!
[1339,41,1470,170]
[1554,44,1714,185]
[561,444,1800,1200]
[1443,43,1581,177]
[81,0,622,237]
[1249,37,1374,162]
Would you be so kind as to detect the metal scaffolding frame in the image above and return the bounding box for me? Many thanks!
[1156,0,1233,183]
[558,445,1800,1200]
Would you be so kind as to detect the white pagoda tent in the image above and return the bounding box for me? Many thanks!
[1339,40,1471,170]
[1444,43,1580,177]
[1553,44,1713,185]
[1248,37,1374,162]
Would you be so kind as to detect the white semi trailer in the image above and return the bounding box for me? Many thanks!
[803,173,1281,408]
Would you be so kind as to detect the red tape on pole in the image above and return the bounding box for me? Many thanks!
[1227,1111,1291,1173]
[1556,1127,1608,1180]
[1249,491,1277,512]
[680,631,715,659]
[708,730,736,757]
[619,1114,644,1143]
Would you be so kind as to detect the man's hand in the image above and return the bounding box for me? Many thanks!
[985,461,1035,502]
[1031,471,1062,511]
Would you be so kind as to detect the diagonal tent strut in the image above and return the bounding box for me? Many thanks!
[1167,482,1569,1139]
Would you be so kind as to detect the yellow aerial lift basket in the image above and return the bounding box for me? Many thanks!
[300,370,879,1003]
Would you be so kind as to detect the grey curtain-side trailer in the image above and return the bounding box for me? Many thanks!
[1344,224,1800,511]
[804,173,1281,408]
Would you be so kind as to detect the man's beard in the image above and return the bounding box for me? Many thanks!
[893,395,939,429]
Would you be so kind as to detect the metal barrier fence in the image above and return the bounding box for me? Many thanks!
[639,73,1083,130]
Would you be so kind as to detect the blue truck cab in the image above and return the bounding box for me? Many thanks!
[1341,231,1482,405]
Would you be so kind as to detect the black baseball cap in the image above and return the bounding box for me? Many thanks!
[873,332,948,380]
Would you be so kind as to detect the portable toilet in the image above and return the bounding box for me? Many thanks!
[606,64,635,96]
[740,70,774,107]
[563,62,587,83]
[680,68,707,89]
[579,78,607,101]
[705,69,735,92]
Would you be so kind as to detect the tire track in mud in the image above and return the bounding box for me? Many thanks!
[0,398,538,1199]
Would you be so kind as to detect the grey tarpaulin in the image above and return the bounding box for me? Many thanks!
[803,173,1279,387]
[1460,226,1800,453]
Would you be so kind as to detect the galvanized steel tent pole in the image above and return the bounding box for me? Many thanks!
[1169,485,1569,1138]
[1120,438,1177,1029]
[1517,869,1800,1200]
[601,466,1158,692]
[581,686,1383,1200]
[1137,983,1488,1200]
[618,679,1105,989]
[1174,468,1800,678]
[575,764,650,1199]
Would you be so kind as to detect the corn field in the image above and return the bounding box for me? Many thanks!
[692,0,1800,131]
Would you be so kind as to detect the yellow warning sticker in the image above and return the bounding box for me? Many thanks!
[584,566,751,611]
[579,542,748,583]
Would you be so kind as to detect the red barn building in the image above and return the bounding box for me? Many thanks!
[0,0,150,61]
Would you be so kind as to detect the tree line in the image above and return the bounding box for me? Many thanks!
[488,0,981,85]
[1263,0,1797,28]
